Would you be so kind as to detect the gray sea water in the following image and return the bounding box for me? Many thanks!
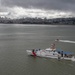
[0,24,75,75]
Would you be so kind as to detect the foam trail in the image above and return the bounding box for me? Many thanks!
[59,40,75,44]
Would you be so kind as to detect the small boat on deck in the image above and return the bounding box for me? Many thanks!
[26,43,75,61]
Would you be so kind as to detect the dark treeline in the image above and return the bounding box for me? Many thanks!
[0,17,75,25]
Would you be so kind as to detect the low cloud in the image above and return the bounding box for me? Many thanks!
[0,6,74,19]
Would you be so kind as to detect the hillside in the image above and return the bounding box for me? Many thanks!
[0,17,75,25]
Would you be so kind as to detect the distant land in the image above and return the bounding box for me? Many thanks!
[0,17,75,25]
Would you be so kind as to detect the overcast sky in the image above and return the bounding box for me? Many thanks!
[1,0,75,11]
[0,0,75,18]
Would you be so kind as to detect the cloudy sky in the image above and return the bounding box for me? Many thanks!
[0,0,75,19]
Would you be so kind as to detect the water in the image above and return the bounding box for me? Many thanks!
[0,24,75,75]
